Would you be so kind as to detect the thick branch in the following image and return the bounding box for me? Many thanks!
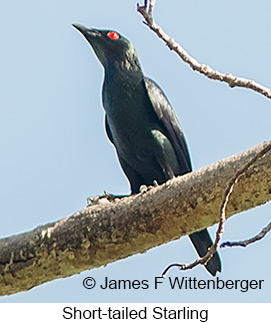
[0,142,271,296]
[162,142,271,276]
[137,2,271,99]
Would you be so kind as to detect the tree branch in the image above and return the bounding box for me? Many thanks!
[0,142,271,296]
[137,1,271,99]
[162,141,271,276]
[221,221,271,248]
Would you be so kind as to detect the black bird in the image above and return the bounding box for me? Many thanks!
[73,24,221,276]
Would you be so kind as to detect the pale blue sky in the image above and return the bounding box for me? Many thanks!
[0,0,270,302]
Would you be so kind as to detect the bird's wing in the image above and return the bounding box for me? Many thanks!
[144,77,192,174]
[144,78,222,275]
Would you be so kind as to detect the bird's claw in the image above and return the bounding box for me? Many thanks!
[87,191,128,206]
[139,180,159,194]
[87,195,101,205]
[139,184,148,193]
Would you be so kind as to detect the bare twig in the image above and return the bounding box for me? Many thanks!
[148,0,156,15]
[214,141,271,250]
[139,0,156,15]
[137,1,271,99]
[162,142,271,277]
[221,221,271,248]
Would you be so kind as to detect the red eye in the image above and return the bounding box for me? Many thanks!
[108,31,119,40]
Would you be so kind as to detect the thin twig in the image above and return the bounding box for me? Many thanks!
[143,0,147,9]
[148,0,156,15]
[221,221,271,248]
[162,142,271,277]
[137,1,271,99]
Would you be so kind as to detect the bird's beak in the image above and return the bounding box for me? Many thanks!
[72,24,106,67]
[72,24,101,40]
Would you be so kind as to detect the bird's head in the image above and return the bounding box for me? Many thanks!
[72,24,140,72]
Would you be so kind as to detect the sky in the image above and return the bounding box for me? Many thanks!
[0,0,270,302]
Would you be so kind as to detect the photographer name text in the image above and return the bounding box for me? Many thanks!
[82,276,264,293]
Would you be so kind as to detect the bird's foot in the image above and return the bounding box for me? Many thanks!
[103,191,129,201]
[139,185,148,194]
[87,191,129,206]
[87,195,109,206]
[139,180,159,194]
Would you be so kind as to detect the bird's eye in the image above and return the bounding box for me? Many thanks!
[107,31,119,40]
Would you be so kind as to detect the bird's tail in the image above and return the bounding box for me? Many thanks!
[189,229,222,276]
